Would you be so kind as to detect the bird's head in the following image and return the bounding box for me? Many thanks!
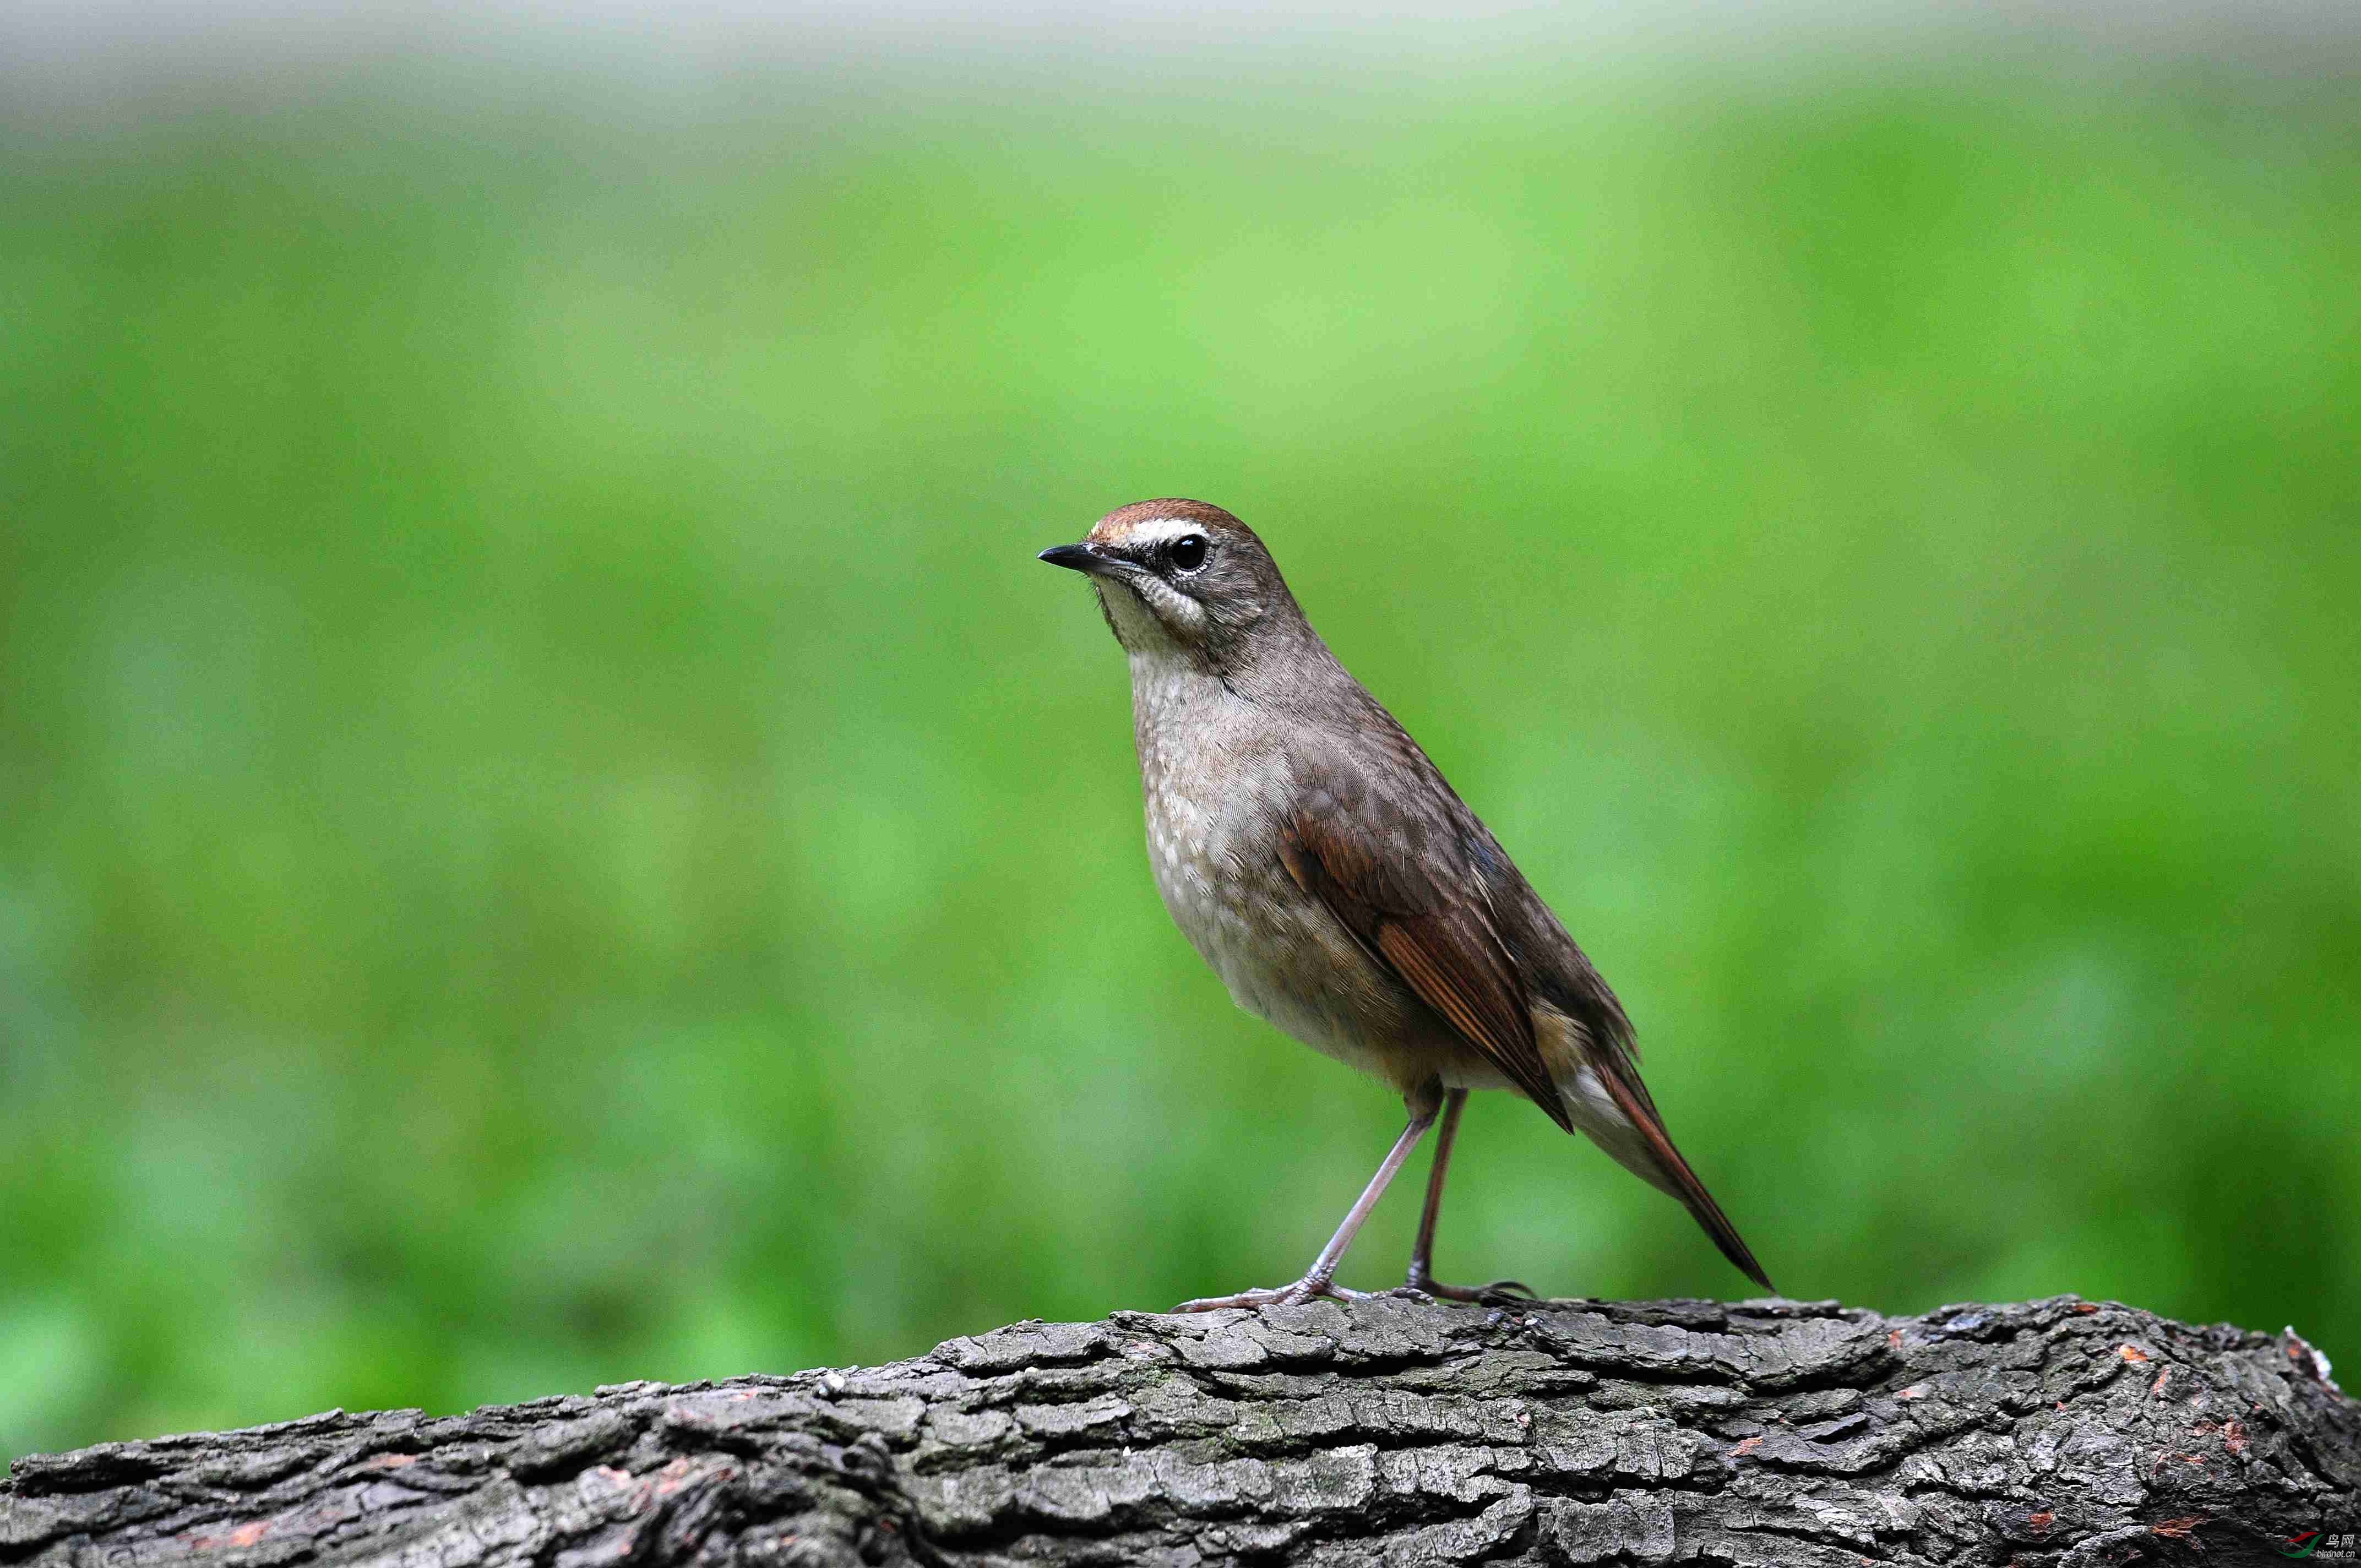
[1038,498,1301,668]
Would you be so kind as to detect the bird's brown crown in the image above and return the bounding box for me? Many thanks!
[1085,497,1261,552]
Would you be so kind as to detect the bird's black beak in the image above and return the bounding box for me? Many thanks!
[1038,542,1117,576]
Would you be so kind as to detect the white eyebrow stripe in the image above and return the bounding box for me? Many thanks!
[1119,517,1212,549]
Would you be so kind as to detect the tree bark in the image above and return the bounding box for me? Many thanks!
[4,1296,2354,1567]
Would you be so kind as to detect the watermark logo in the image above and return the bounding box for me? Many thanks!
[2283,1530,2360,1560]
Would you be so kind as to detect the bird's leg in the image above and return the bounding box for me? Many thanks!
[1172,1089,1439,1313]
[1397,1088,1536,1305]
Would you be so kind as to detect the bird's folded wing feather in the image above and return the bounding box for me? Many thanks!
[1282,776,1774,1289]
[1280,805,1574,1132]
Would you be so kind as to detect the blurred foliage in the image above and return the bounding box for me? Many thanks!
[2,67,2357,1460]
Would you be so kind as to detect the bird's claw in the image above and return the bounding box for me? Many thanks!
[1173,1272,1539,1312]
[1403,1272,1537,1306]
[1170,1277,1375,1313]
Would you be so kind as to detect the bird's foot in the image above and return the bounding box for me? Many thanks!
[1396,1270,1537,1306]
[1170,1276,1377,1313]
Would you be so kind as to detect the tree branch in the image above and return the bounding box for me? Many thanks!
[6,1297,2355,1566]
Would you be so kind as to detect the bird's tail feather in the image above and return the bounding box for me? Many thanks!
[1582,1053,1775,1294]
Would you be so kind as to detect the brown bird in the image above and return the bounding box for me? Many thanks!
[1040,499,1772,1310]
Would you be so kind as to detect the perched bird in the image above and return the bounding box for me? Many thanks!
[1040,499,1772,1310]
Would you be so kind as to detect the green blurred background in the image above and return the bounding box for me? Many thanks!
[3,27,2358,1461]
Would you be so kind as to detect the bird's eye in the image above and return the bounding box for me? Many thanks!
[1169,534,1210,573]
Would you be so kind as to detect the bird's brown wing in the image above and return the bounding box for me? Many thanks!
[1280,807,1574,1133]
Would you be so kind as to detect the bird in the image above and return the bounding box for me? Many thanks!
[1038,498,1772,1310]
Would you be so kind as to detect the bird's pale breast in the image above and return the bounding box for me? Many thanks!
[1126,651,1449,1092]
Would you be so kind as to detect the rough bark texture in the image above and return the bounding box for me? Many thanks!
[6,1297,2355,1568]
